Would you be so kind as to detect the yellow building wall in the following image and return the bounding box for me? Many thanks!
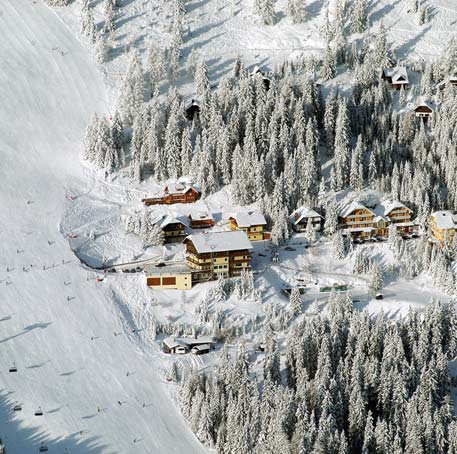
[230,220,265,241]
[430,217,456,243]
[147,273,192,290]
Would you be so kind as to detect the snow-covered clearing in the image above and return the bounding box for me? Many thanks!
[0,1,205,452]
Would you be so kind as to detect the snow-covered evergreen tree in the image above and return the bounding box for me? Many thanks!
[289,287,302,316]
[322,43,336,81]
[332,229,346,259]
[350,0,368,34]
[369,263,383,292]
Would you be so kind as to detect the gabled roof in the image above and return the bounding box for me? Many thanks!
[383,67,409,84]
[339,201,375,218]
[290,207,323,225]
[413,98,434,112]
[185,230,253,253]
[437,76,457,89]
[163,336,215,349]
[163,337,186,349]
[189,211,214,221]
[230,211,267,228]
[149,214,183,229]
[251,65,264,76]
[165,183,200,195]
[431,211,457,230]
[374,200,412,218]
[191,344,211,351]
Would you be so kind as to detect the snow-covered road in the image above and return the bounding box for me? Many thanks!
[0,1,205,452]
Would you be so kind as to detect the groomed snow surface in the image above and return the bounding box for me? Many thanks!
[0,1,205,452]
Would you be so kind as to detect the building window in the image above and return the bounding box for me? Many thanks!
[162,277,176,285]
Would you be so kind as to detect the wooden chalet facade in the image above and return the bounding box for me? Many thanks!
[189,212,215,229]
[382,67,409,90]
[184,231,253,283]
[150,214,186,243]
[142,183,201,206]
[339,202,378,237]
[339,201,415,238]
[289,207,323,232]
[430,211,457,245]
[229,211,267,241]
[374,201,414,234]
[413,101,434,120]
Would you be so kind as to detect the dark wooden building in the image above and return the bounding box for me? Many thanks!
[189,212,215,229]
[142,183,201,206]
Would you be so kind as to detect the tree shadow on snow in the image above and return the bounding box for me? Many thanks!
[0,390,107,453]
[0,323,52,344]
[368,0,401,23]
[305,0,324,17]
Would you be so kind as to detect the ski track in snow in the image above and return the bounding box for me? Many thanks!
[0,1,205,453]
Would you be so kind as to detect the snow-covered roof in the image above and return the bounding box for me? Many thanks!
[290,207,322,225]
[437,76,457,89]
[185,230,253,253]
[191,344,211,351]
[431,211,457,230]
[164,337,215,348]
[163,337,186,349]
[384,67,409,84]
[189,211,214,221]
[374,200,411,217]
[339,201,375,218]
[149,214,183,229]
[165,183,200,195]
[231,211,267,227]
[145,263,191,276]
[251,65,264,75]
[412,98,434,112]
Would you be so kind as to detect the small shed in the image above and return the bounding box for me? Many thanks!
[162,337,189,354]
[413,100,434,120]
[162,336,216,354]
[250,65,271,90]
[382,67,409,90]
[191,344,211,355]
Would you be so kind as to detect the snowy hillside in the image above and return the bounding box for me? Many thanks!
[0,1,204,452]
[56,0,457,98]
[1,0,457,452]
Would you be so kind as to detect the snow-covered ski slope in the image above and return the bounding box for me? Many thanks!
[0,1,205,453]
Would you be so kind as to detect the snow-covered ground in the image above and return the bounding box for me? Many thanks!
[0,1,205,452]
[1,0,456,451]
[56,0,457,100]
